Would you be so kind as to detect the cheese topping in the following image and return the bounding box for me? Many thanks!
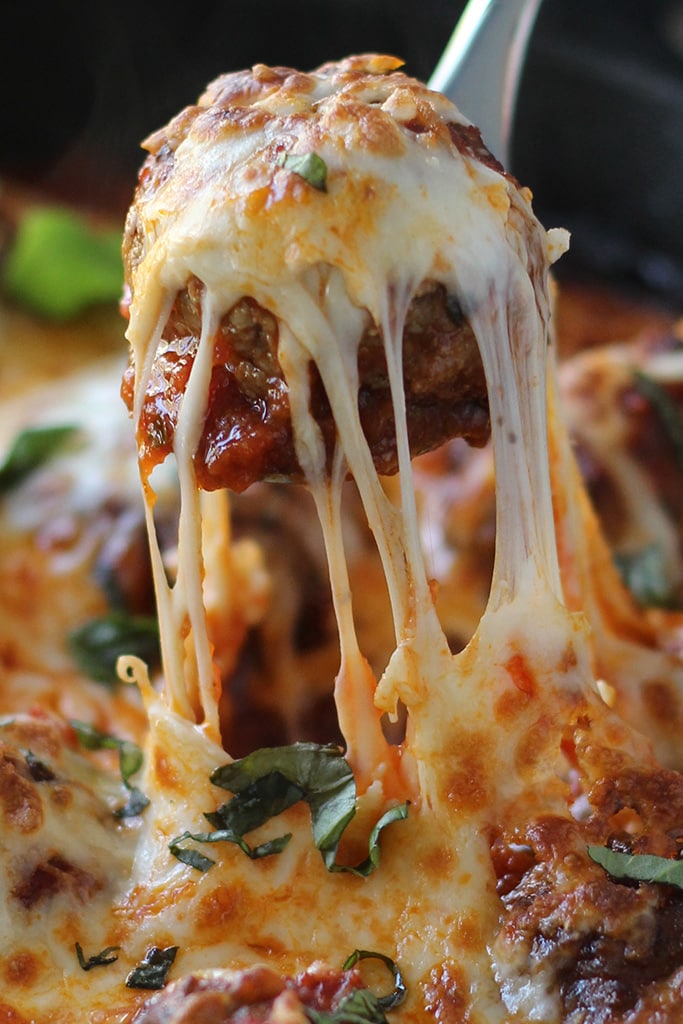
[120,54,582,1022]
[4,54,683,1024]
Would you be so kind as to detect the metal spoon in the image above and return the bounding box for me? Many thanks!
[429,0,544,166]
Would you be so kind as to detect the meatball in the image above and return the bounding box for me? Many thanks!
[120,281,487,492]
[121,55,550,492]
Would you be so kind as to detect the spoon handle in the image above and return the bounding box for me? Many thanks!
[428,0,544,166]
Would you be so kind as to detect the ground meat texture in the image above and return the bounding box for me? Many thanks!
[491,764,683,1022]
[121,281,488,493]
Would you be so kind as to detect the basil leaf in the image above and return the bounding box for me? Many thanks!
[206,771,304,833]
[70,719,149,817]
[3,207,123,319]
[278,152,328,191]
[210,743,408,875]
[633,369,683,473]
[614,543,677,609]
[342,951,407,1012]
[168,834,216,873]
[70,719,143,782]
[169,826,291,871]
[306,988,388,1024]
[24,750,56,782]
[75,942,120,971]
[125,945,178,990]
[115,786,151,819]
[68,612,160,687]
[0,425,78,493]
[588,844,683,888]
[324,803,409,878]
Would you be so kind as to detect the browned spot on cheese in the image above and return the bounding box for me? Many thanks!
[0,757,43,833]
[12,855,102,909]
[123,881,196,922]
[153,746,181,789]
[493,685,530,725]
[450,911,482,952]
[505,652,536,696]
[445,734,491,813]
[420,959,471,1023]
[446,767,488,813]
[0,1004,30,1023]
[195,884,244,931]
[420,840,456,878]
[10,717,64,758]
[643,679,682,728]
[558,642,578,673]
[49,784,73,810]
[3,950,41,988]
[514,715,557,776]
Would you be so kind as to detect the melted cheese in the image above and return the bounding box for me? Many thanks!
[120,54,581,1023]
[4,54,682,1024]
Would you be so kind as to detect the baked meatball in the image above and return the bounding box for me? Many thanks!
[121,55,555,492]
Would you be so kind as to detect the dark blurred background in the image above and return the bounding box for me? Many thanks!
[3,0,683,299]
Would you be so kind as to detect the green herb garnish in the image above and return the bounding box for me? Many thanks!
[588,844,683,888]
[125,945,178,990]
[70,719,149,818]
[342,951,407,1012]
[614,543,677,609]
[24,750,56,782]
[3,207,123,319]
[0,425,78,493]
[75,941,121,971]
[306,988,389,1024]
[633,368,683,473]
[170,743,408,875]
[169,824,291,872]
[68,612,160,687]
[278,152,328,191]
[306,950,406,1024]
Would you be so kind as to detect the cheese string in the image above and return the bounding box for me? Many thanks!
[169,292,222,738]
[377,278,446,643]
[277,312,395,786]
[131,288,197,721]
[272,279,411,641]
[469,255,561,611]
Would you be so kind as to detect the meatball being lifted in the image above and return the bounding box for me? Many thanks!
[121,54,562,493]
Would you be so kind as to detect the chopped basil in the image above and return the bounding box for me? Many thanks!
[75,941,120,971]
[195,742,408,876]
[588,844,683,888]
[278,152,328,191]
[0,425,78,494]
[306,987,389,1024]
[633,368,683,473]
[115,786,152,820]
[3,207,123,319]
[125,945,178,990]
[206,770,304,836]
[24,750,56,782]
[614,543,677,609]
[70,719,150,818]
[68,612,160,687]
[342,951,407,1012]
[305,951,406,1024]
[169,825,291,872]
[167,835,216,873]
